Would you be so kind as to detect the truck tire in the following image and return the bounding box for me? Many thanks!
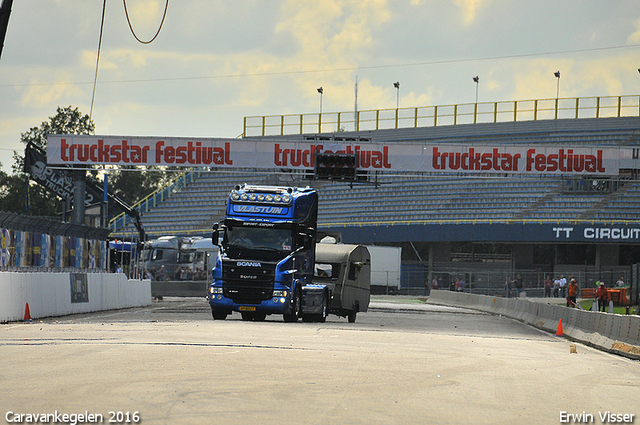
[212,310,227,320]
[317,294,329,323]
[347,310,357,323]
[283,286,301,322]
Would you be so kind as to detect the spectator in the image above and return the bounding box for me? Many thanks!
[559,275,567,298]
[431,275,439,290]
[595,282,609,312]
[449,279,456,292]
[505,278,512,298]
[514,274,523,296]
[544,276,552,298]
[145,268,155,280]
[195,268,205,280]
[567,278,579,307]
[180,267,189,281]
[157,265,169,281]
[616,276,625,287]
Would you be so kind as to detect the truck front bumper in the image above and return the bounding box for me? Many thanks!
[208,291,292,315]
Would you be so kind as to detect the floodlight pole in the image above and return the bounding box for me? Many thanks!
[0,0,14,61]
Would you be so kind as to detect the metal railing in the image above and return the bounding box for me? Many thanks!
[243,94,640,137]
[109,170,202,235]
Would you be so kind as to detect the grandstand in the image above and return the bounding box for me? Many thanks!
[110,109,640,296]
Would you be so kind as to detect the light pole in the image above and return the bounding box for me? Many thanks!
[393,82,400,109]
[554,71,561,119]
[473,76,479,104]
[472,76,479,123]
[317,87,323,114]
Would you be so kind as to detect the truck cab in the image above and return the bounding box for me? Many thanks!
[208,184,318,321]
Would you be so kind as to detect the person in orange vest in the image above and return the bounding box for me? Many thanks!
[595,282,609,312]
[567,278,579,307]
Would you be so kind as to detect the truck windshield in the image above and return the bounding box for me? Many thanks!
[178,251,195,263]
[224,226,293,260]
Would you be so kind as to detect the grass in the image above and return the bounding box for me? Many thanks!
[577,299,637,315]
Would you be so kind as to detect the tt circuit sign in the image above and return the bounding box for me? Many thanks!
[47,135,623,176]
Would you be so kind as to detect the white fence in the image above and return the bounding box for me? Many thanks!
[0,272,151,322]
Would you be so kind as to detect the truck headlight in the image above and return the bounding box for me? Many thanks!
[210,286,223,294]
[272,290,288,297]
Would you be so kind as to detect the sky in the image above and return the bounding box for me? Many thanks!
[2,0,640,173]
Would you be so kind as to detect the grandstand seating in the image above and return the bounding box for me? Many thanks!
[113,171,640,238]
[111,116,640,238]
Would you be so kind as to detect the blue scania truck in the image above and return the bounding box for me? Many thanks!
[208,184,329,322]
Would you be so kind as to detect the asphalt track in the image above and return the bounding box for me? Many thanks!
[1,297,638,425]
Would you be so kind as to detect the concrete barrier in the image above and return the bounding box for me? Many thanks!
[427,290,640,360]
[0,272,152,322]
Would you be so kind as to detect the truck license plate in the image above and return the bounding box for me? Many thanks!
[239,306,256,312]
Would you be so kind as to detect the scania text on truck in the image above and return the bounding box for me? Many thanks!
[208,184,322,322]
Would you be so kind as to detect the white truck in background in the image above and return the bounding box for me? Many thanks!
[365,245,402,293]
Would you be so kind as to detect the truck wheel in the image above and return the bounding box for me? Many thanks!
[283,287,301,322]
[212,310,227,320]
[347,310,356,323]
[318,295,329,323]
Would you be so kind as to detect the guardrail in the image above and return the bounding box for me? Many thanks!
[427,290,640,360]
[243,94,640,137]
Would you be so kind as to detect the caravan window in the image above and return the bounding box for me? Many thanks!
[348,262,358,281]
[315,263,341,280]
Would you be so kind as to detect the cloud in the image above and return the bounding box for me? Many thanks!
[628,17,640,43]
[454,0,492,25]
[123,0,168,38]
[19,73,84,108]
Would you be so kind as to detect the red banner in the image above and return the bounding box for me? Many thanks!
[46,135,622,176]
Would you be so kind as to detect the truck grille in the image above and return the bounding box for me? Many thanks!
[222,261,276,304]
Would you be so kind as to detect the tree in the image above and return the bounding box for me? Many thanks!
[13,105,95,174]
[3,105,167,220]
[107,166,168,206]
[0,106,96,216]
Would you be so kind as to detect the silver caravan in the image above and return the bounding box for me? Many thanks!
[308,243,370,323]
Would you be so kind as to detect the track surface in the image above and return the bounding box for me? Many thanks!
[1,297,638,425]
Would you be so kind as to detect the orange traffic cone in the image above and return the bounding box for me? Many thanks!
[23,303,32,322]
[555,318,563,337]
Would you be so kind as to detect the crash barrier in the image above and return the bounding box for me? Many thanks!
[426,290,640,360]
[0,272,152,323]
[151,280,208,298]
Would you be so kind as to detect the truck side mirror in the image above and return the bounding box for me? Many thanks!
[303,233,314,249]
[212,223,219,246]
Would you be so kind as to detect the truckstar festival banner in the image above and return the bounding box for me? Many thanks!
[46,135,621,176]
